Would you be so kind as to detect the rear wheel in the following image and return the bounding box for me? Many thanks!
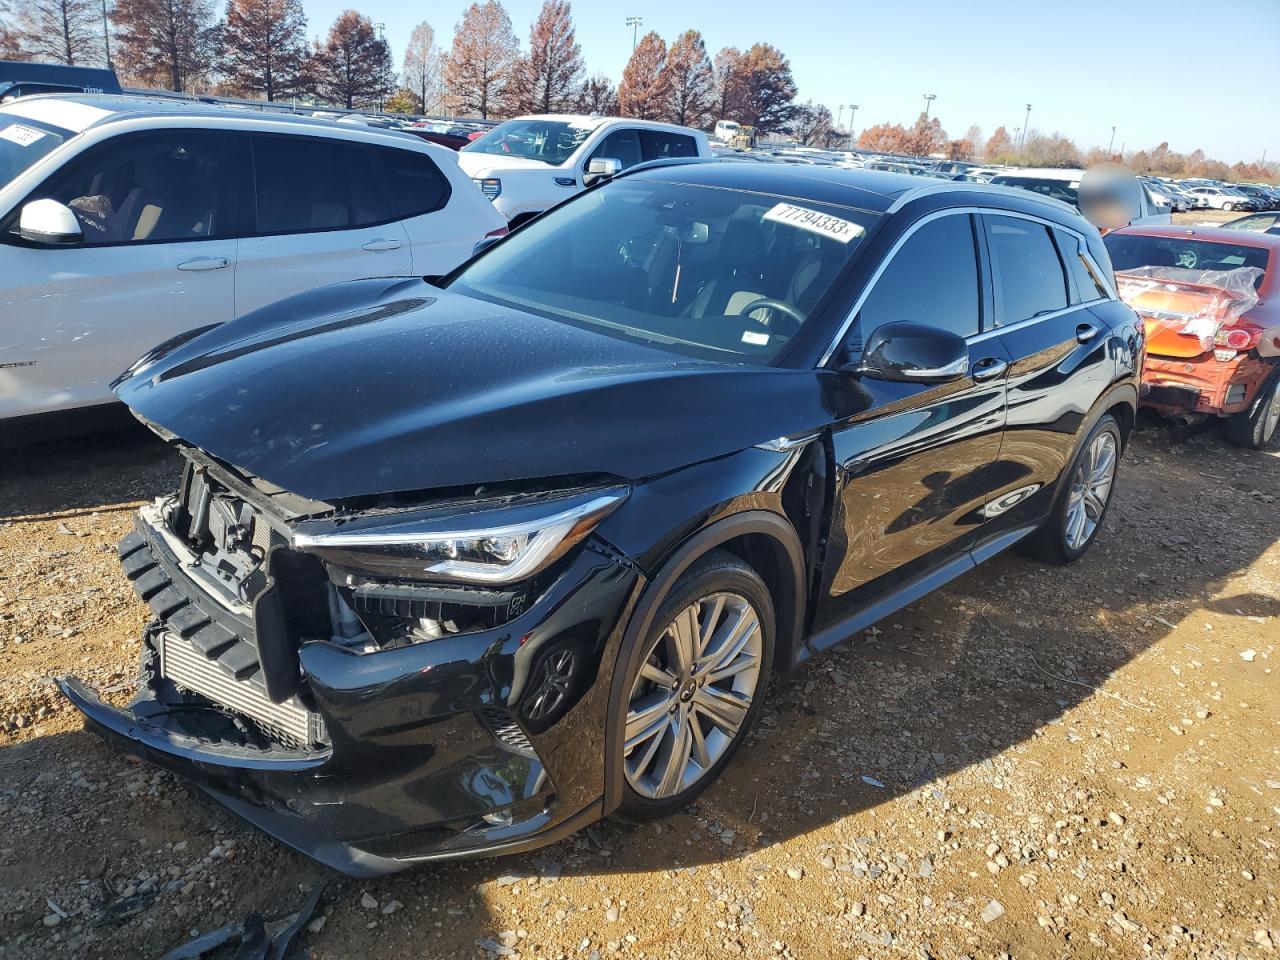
[1225,370,1280,450]
[1224,202,1236,211]
[617,552,774,817]
[1023,414,1122,564]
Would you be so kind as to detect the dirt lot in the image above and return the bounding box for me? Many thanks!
[1,411,1278,960]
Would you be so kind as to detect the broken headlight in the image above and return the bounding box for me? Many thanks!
[292,487,627,585]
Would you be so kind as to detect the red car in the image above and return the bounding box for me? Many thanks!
[1104,226,1280,448]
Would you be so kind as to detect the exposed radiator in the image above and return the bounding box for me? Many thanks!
[159,632,322,747]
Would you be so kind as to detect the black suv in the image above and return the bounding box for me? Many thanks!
[62,161,1142,876]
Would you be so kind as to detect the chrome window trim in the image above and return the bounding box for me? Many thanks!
[818,205,1115,367]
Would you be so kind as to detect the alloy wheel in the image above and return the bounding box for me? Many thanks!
[623,592,762,800]
[1264,379,1280,444]
[1064,431,1117,551]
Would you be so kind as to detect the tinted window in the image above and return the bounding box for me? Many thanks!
[350,146,391,226]
[588,128,642,170]
[376,146,450,219]
[985,215,1069,324]
[639,130,697,162]
[1053,228,1110,302]
[0,116,69,191]
[253,135,349,233]
[32,130,227,245]
[452,180,877,365]
[856,213,981,343]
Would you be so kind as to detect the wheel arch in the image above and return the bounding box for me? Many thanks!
[600,510,805,814]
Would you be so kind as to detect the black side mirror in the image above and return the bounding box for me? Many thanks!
[847,321,969,383]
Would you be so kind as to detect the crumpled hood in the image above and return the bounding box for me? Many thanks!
[114,279,837,503]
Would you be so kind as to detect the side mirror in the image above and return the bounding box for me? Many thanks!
[470,236,503,258]
[19,199,82,245]
[848,321,969,383]
[584,156,622,186]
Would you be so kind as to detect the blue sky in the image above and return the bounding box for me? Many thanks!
[303,0,1279,164]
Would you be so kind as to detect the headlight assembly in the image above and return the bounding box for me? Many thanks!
[292,487,627,584]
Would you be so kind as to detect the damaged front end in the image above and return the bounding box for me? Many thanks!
[60,449,642,876]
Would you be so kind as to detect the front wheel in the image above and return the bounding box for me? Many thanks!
[616,551,774,817]
[1225,371,1280,449]
[1224,202,1236,211]
[1023,414,1122,564]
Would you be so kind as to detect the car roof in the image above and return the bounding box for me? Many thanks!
[1111,224,1280,249]
[625,159,1084,220]
[991,168,1084,181]
[503,113,704,136]
[0,92,424,144]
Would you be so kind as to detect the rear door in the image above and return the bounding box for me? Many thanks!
[815,211,1010,632]
[373,143,475,276]
[0,128,236,418]
[233,133,412,316]
[975,214,1116,539]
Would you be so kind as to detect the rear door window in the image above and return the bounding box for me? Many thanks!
[984,215,1070,324]
[639,130,698,162]
[252,135,349,234]
[1053,228,1110,303]
[374,146,450,219]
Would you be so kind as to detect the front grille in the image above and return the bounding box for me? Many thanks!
[159,631,325,747]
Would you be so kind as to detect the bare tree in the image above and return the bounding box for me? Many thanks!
[617,30,666,120]
[713,46,745,121]
[13,0,101,65]
[111,0,218,91]
[507,0,583,115]
[787,100,833,146]
[311,9,392,109]
[577,71,616,115]
[402,21,442,113]
[444,0,518,119]
[735,43,797,135]
[220,0,309,101]
[662,29,714,128]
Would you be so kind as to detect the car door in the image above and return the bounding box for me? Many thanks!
[0,129,236,419]
[583,127,643,176]
[372,143,474,276]
[973,214,1116,541]
[233,133,412,317]
[814,211,1011,633]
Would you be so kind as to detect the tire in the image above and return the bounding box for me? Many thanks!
[1023,414,1122,564]
[1224,369,1280,450]
[1224,203,1236,212]
[616,550,775,818]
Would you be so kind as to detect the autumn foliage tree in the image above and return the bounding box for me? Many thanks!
[787,100,833,146]
[662,30,714,128]
[857,122,909,153]
[734,43,797,135]
[617,30,667,120]
[577,72,616,115]
[402,21,442,113]
[311,10,392,109]
[507,0,584,115]
[13,0,101,65]
[219,0,310,101]
[902,112,947,156]
[983,125,1012,160]
[112,0,218,91]
[712,46,745,121]
[444,0,519,119]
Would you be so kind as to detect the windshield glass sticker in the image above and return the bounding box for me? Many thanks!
[762,202,865,243]
[0,124,47,147]
[742,330,770,346]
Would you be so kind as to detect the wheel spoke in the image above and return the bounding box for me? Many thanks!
[639,660,677,688]
[655,715,692,796]
[624,693,672,752]
[698,607,758,679]
[667,605,699,678]
[688,714,712,769]
[693,685,748,735]
[707,652,759,685]
[628,712,668,776]
[697,595,726,660]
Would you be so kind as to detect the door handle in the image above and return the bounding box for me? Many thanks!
[1076,322,1099,343]
[972,357,1008,382]
[177,257,230,271]
[362,239,403,252]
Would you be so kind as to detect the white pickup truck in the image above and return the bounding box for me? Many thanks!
[456,114,713,227]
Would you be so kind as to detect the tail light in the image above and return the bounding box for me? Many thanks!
[485,226,509,238]
[1213,324,1261,358]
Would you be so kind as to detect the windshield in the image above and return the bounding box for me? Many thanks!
[1222,213,1280,234]
[451,179,878,364]
[0,115,70,190]
[990,175,1079,205]
[462,118,596,166]
[1105,233,1269,287]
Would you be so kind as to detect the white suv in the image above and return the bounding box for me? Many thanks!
[0,95,507,426]
[1185,186,1254,211]
[456,114,713,227]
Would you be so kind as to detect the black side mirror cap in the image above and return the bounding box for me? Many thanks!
[851,321,969,383]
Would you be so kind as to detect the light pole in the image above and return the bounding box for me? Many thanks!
[626,16,643,50]
[1020,103,1032,151]
[848,104,859,149]
[923,93,936,118]
[837,104,845,132]
[1107,125,1116,157]
[100,0,112,69]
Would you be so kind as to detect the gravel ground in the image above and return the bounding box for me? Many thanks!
[1,412,1277,960]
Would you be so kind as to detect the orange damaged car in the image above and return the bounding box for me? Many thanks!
[1104,226,1280,448]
